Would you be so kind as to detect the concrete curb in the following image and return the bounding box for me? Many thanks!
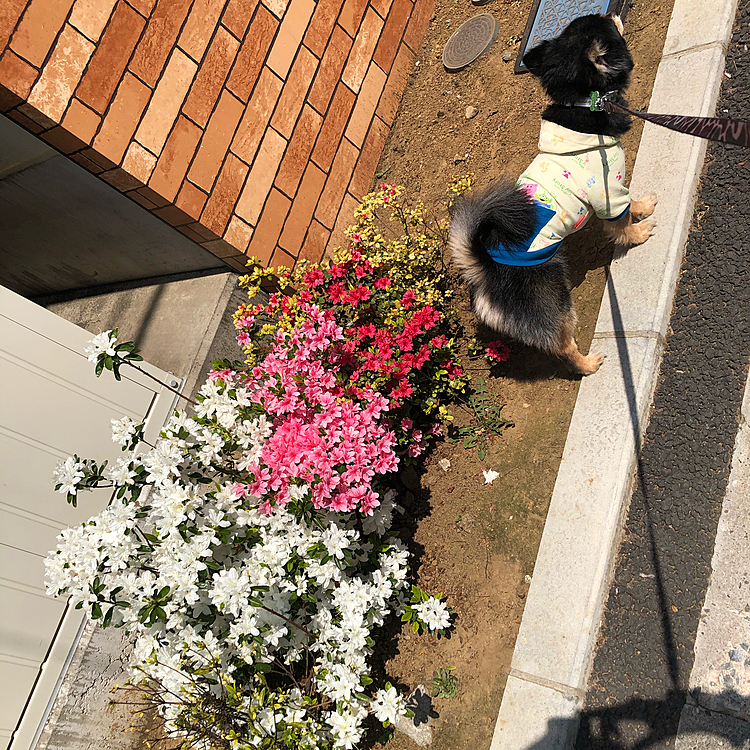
[490,1,742,748]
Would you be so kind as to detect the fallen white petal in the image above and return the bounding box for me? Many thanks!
[482,469,500,485]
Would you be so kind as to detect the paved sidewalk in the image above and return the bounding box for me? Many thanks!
[579,3,750,747]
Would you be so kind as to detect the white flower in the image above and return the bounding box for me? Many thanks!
[111,416,137,445]
[256,707,283,737]
[210,567,250,616]
[43,359,451,749]
[288,483,310,501]
[325,705,366,749]
[320,524,356,560]
[142,440,182,485]
[319,663,360,701]
[371,686,406,724]
[412,597,451,631]
[362,491,399,536]
[52,456,85,495]
[482,468,500,485]
[215,401,238,429]
[106,457,136,485]
[83,330,117,362]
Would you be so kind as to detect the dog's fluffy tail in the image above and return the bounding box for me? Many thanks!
[449,179,537,286]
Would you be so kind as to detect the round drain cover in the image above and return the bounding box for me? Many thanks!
[442,14,499,72]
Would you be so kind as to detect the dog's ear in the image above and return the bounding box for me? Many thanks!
[587,39,610,75]
[522,40,550,76]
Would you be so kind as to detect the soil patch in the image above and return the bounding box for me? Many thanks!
[372,1,675,748]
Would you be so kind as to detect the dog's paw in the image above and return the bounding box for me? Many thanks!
[580,352,606,376]
[634,219,657,243]
[633,193,658,220]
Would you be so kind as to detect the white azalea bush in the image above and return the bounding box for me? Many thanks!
[46,307,453,749]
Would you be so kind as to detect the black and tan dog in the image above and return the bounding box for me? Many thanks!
[450,13,657,375]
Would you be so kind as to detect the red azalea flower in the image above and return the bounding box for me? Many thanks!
[374,276,391,290]
[330,264,346,279]
[345,286,370,305]
[303,269,325,288]
[487,340,510,362]
[327,281,346,303]
[358,323,377,339]
[402,290,416,309]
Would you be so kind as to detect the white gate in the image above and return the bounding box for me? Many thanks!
[0,286,176,750]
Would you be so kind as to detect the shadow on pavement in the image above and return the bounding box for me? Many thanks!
[516,689,750,749]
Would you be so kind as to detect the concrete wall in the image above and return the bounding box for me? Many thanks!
[0,114,226,297]
[0,0,433,273]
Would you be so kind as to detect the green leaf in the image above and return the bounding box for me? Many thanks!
[412,620,420,634]
[377,727,395,744]
[254,662,272,673]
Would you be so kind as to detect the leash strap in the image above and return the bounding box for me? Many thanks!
[588,91,750,148]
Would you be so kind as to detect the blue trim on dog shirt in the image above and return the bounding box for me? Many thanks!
[602,204,630,222]
[487,202,562,266]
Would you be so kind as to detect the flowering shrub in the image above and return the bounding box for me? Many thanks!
[235,183,470,463]
[47,293,457,747]
[44,182,493,749]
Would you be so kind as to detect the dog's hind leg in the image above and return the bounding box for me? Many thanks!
[552,312,605,376]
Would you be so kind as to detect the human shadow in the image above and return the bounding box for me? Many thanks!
[515,689,750,749]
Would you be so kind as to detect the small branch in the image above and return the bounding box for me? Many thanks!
[261,605,313,637]
[127,363,198,406]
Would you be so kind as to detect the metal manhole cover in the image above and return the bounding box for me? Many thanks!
[514,0,629,73]
[442,14,499,72]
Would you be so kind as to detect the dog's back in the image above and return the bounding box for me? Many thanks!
[449,180,575,353]
[450,179,536,286]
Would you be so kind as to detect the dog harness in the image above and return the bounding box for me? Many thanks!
[488,121,632,267]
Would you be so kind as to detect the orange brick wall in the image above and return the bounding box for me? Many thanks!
[0,0,433,273]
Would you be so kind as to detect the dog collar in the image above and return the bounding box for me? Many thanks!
[570,90,619,111]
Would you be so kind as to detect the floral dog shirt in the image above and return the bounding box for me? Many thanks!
[488,121,632,266]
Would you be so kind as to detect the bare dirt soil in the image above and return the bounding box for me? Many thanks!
[371,2,675,749]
